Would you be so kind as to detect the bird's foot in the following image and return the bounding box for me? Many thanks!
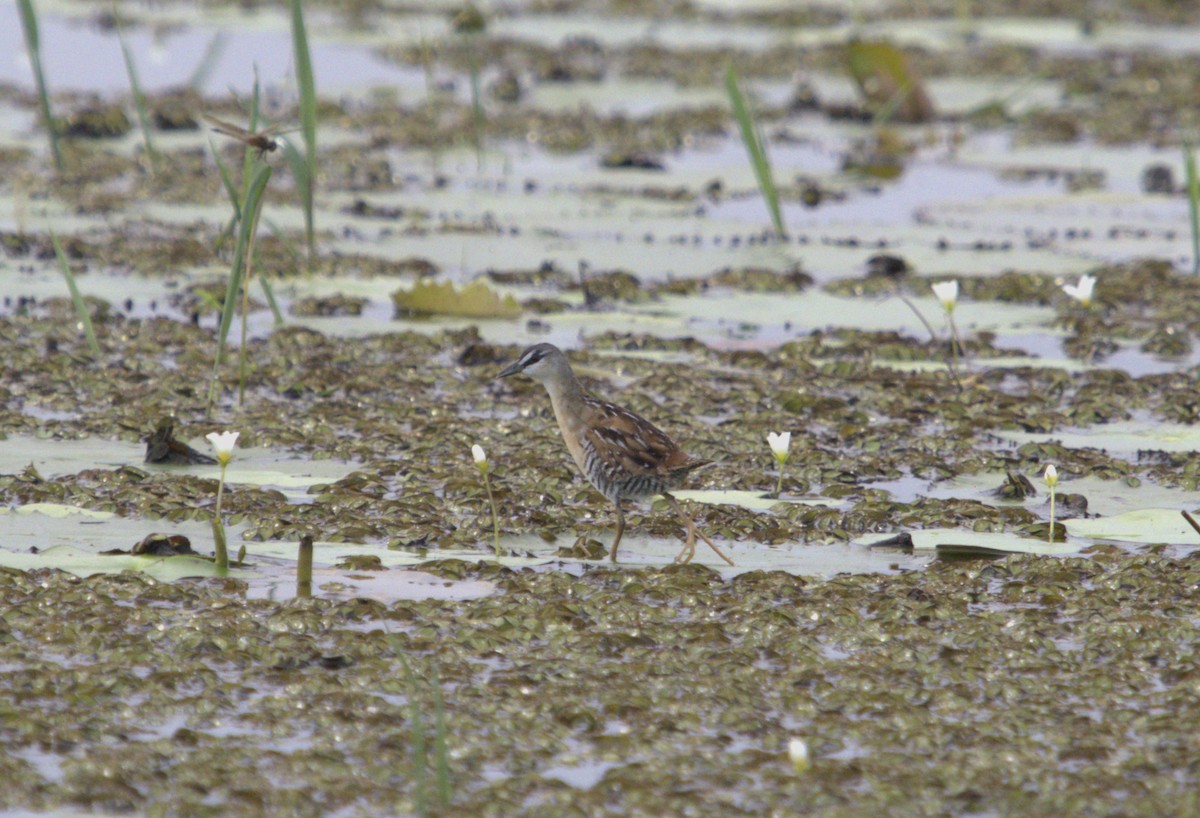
[673,535,697,565]
[694,526,735,567]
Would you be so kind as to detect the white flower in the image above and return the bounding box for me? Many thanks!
[767,431,791,465]
[472,444,489,473]
[205,431,239,467]
[1062,274,1096,308]
[931,280,959,313]
[788,738,810,772]
[1043,464,1058,489]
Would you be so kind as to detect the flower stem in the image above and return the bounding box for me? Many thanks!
[948,312,969,371]
[1048,486,1056,544]
[774,465,784,499]
[934,312,966,392]
[213,464,229,572]
[898,289,939,342]
[484,472,501,557]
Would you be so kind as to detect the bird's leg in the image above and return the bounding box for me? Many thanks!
[676,512,697,565]
[665,494,734,567]
[690,520,735,567]
[609,502,625,563]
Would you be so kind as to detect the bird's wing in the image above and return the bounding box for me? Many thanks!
[581,398,687,477]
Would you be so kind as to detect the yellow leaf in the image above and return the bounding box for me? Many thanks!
[845,39,935,123]
[392,279,522,319]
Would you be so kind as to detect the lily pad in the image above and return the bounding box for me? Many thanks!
[994,421,1200,455]
[874,471,1200,521]
[673,489,839,511]
[0,435,357,503]
[248,531,927,576]
[861,528,1080,556]
[0,544,234,581]
[1064,508,1198,545]
[10,502,114,520]
[0,504,244,564]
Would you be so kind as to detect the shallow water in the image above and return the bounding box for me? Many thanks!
[3,0,1200,814]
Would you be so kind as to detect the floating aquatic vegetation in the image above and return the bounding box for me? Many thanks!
[845,39,935,123]
[392,279,521,319]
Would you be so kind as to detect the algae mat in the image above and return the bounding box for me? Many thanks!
[2,552,1198,816]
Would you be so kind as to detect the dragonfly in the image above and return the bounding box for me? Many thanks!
[202,115,288,159]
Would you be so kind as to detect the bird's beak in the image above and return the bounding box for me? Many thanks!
[496,360,523,379]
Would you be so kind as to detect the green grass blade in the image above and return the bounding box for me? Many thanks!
[384,629,443,816]
[725,65,785,238]
[207,162,273,412]
[254,256,284,326]
[431,665,451,807]
[209,76,263,254]
[872,82,912,128]
[16,0,38,48]
[1185,139,1200,276]
[418,24,436,110]
[263,216,302,269]
[211,140,242,217]
[280,137,315,257]
[50,231,101,357]
[390,645,429,817]
[468,45,484,162]
[115,13,160,175]
[17,0,62,171]
[257,217,298,327]
[194,289,223,313]
[246,72,263,164]
[234,72,266,196]
[235,170,271,406]
[407,665,429,815]
[289,0,318,262]
[187,32,226,92]
[209,143,241,254]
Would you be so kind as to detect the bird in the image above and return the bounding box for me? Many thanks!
[497,343,733,566]
[143,417,217,465]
